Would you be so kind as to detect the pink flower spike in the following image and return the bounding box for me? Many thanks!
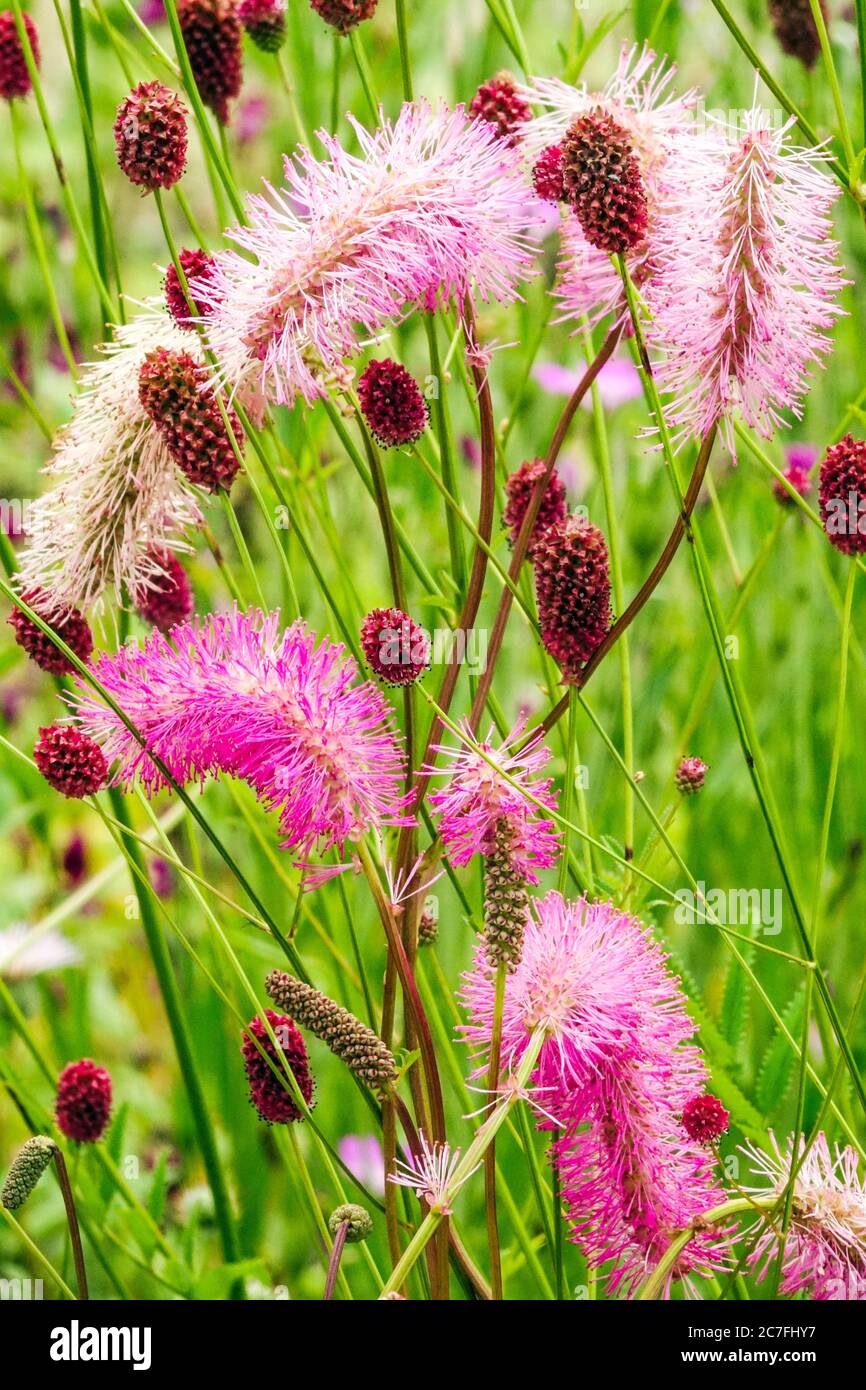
[388,1132,479,1214]
[427,717,560,882]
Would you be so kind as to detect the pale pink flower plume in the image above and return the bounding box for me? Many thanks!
[200,100,539,406]
[69,607,411,862]
[646,109,845,451]
[742,1132,866,1300]
[388,1131,479,1214]
[427,717,560,881]
[460,892,731,1296]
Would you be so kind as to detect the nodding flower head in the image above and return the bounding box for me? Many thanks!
[242,1010,314,1124]
[56,1059,112,1142]
[358,359,429,448]
[133,549,194,634]
[0,10,39,101]
[9,591,93,675]
[138,346,243,492]
[819,435,866,555]
[238,0,285,51]
[470,71,531,144]
[177,0,243,126]
[503,458,568,556]
[675,756,708,796]
[114,82,188,191]
[534,514,612,681]
[360,607,430,686]
[34,725,108,800]
[164,248,219,328]
[309,0,378,34]
[561,109,648,254]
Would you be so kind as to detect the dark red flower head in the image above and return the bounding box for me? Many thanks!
[56,1059,112,1142]
[534,514,612,681]
[532,143,567,204]
[503,458,568,556]
[238,0,285,51]
[114,81,188,192]
[178,0,243,125]
[768,0,827,71]
[562,109,648,255]
[134,551,194,633]
[139,346,243,492]
[0,10,38,101]
[309,0,378,34]
[8,590,94,675]
[682,1093,729,1145]
[164,247,218,328]
[242,1010,314,1124]
[819,434,866,555]
[358,359,428,448]
[34,725,108,799]
[675,756,708,796]
[469,71,530,144]
[360,607,430,686]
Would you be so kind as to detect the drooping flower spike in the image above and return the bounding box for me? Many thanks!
[199,100,539,406]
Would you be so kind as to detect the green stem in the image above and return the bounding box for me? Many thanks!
[395,0,413,100]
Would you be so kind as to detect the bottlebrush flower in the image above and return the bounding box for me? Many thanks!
[114,82,188,191]
[310,0,378,34]
[134,549,194,633]
[534,514,612,681]
[34,725,108,799]
[460,892,731,1295]
[14,306,205,616]
[470,71,530,144]
[502,457,568,556]
[242,1010,314,1124]
[675,756,708,796]
[199,100,538,406]
[682,1093,729,1144]
[388,1132,479,1214]
[428,717,560,882]
[238,0,285,52]
[164,247,218,327]
[177,0,242,126]
[561,110,648,255]
[360,607,430,685]
[266,970,398,1093]
[56,1059,112,1142]
[768,0,827,70]
[8,591,93,675]
[0,9,38,100]
[357,359,429,448]
[69,608,411,861]
[742,1132,866,1300]
[646,108,844,451]
[139,346,244,492]
[532,143,566,204]
[819,434,866,555]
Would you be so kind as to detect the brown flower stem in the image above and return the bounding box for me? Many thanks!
[323,1219,349,1300]
[52,1148,88,1301]
[382,1093,404,1276]
[484,960,507,1299]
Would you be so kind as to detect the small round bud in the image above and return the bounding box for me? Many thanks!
[114,81,188,192]
[469,71,530,144]
[328,1202,372,1243]
[164,247,218,328]
[532,143,566,204]
[358,359,428,448]
[34,725,108,800]
[360,607,430,686]
[682,1093,730,1144]
[675,756,708,796]
[56,1059,112,1142]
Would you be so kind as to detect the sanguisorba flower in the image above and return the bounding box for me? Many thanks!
[34,725,108,800]
[164,247,219,328]
[360,606,430,685]
[768,0,828,70]
[199,100,538,406]
[242,1010,314,1124]
[8,590,94,675]
[0,9,38,101]
[133,549,194,633]
[561,110,648,255]
[70,608,411,863]
[469,71,531,144]
[56,1059,112,1142]
[646,107,845,451]
[819,434,866,555]
[461,893,731,1296]
[238,0,285,52]
[138,345,244,492]
[357,359,429,448]
[675,755,708,796]
[428,717,560,882]
[534,514,612,681]
[310,0,378,34]
[177,0,242,126]
[388,1131,479,1215]
[742,1132,866,1300]
[502,457,568,555]
[114,82,188,191]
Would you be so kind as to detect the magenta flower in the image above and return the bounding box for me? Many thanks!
[428,718,560,881]
[532,357,642,411]
[338,1134,385,1196]
[69,608,411,863]
[201,100,538,405]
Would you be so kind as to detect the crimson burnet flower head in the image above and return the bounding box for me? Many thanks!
[177,0,242,125]
[534,514,612,681]
[428,717,560,883]
[561,109,648,254]
[675,755,708,796]
[114,82,188,191]
[682,1093,729,1144]
[164,248,218,327]
[310,0,378,34]
[819,435,866,555]
[503,458,568,556]
[532,143,566,204]
[34,725,108,799]
[134,549,194,633]
[358,359,428,448]
[238,0,285,51]
[769,0,827,70]
[0,10,38,100]
[8,590,93,675]
[56,1059,112,1142]
[70,608,412,864]
[242,1010,314,1124]
[360,607,430,686]
[470,71,530,144]
[742,1132,866,1300]
[139,346,243,492]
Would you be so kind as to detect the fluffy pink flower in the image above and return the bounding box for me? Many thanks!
[69,607,410,862]
[742,1133,866,1300]
[646,109,845,450]
[428,718,559,881]
[200,100,538,405]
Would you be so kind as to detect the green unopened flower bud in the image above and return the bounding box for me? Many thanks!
[328,1202,372,1243]
[2,1135,57,1210]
